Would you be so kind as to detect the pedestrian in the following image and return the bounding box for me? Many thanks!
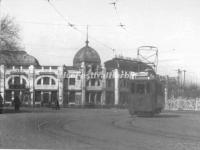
[14,96,21,112]
[55,99,60,110]
[0,94,3,114]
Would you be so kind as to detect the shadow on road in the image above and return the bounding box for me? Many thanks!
[153,114,180,118]
[137,114,180,118]
[1,108,31,114]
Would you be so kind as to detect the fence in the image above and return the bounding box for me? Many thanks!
[165,97,200,111]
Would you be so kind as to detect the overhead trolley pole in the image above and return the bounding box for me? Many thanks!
[137,46,158,73]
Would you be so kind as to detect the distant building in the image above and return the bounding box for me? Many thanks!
[0,40,156,107]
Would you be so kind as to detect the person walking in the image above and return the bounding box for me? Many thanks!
[14,96,21,112]
[55,99,60,110]
[0,94,3,114]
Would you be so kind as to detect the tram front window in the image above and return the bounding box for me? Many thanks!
[146,82,150,94]
[131,83,135,93]
[136,84,145,94]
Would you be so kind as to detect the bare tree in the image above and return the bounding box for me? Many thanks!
[0,15,23,51]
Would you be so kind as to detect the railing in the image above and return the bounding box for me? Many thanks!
[165,97,200,111]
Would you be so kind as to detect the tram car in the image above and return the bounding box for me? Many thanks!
[128,73,165,116]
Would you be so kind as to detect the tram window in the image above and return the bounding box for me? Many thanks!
[136,84,145,94]
[158,84,163,96]
[124,80,127,87]
[107,79,113,87]
[119,80,122,87]
[131,83,135,93]
[146,83,150,94]
[69,78,75,85]
[43,77,50,85]
[126,80,129,87]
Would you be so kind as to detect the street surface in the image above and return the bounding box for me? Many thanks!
[1,108,200,150]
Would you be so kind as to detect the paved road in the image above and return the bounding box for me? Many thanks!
[1,108,200,149]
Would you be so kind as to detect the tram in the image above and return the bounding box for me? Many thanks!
[128,73,165,116]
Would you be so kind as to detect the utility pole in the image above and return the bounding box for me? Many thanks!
[176,69,182,96]
[164,75,169,110]
[183,70,186,90]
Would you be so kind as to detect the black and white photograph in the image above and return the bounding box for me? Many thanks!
[0,0,200,149]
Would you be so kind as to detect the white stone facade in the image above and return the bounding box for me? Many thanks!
[0,65,63,106]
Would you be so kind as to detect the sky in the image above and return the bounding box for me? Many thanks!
[1,0,200,84]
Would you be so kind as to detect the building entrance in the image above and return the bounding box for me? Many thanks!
[35,90,58,107]
[5,76,29,105]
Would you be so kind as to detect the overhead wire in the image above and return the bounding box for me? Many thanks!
[109,0,146,44]
[109,0,126,31]
[47,0,76,29]
[18,21,87,27]
[18,21,122,28]
[46,0,115,53]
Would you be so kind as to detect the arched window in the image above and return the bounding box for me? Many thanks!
[51,79,56,85]
[22,79,26,88]
[43,77,50,85]
[36,77,56,85]
[97,80,100,86]
[69,78,75,85]
[91,79,95,86]
[86,80,89,86]
[22,79,26,85]
[8,76,27,89]
[37,79,41,85]
[14,76,20,85]
[8,78,13,86]
[92,65,95,72]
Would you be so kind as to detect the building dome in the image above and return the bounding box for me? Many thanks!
[0,50,40,67]
[73,41,101,67]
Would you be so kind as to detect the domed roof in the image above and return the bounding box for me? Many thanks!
[0,50,40,67]
[73,41,101,67]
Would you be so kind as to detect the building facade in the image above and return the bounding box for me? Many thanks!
[0,65,63,106]
[0,41,156,107]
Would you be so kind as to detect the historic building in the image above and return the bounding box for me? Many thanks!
[0,40,155,107]
[0,65,63,106]
[62,39,106,106]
